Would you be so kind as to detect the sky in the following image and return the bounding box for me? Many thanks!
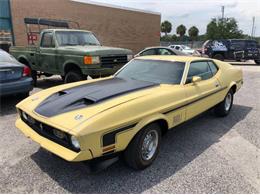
[75,0,260,36]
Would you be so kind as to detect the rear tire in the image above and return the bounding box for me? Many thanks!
[214,89,234,117]
[124,123,161,170]
[213,53,224,61]
[64,70,84,83]
[255,60,260,65]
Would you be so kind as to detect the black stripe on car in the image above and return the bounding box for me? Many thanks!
[163,86,228,114]
[102,123,137,147]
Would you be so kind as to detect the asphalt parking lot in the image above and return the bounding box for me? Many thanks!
[0,63,260,193]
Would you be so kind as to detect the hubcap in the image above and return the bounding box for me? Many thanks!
[225,93,232,111]
[141,130,158,161]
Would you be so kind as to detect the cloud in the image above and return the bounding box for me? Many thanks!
[76,0,260,36]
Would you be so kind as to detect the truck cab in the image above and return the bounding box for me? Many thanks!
[10,18,133,84]
[202,39,260,64]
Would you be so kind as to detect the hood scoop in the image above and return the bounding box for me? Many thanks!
[35,78,158,117]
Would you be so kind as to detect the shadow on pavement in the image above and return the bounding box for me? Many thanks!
[31,104,252,193]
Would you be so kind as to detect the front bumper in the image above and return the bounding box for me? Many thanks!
[15,118,93,162]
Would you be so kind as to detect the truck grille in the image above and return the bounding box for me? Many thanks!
[100,55,127,67]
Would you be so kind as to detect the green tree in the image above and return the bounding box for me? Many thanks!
[188,26,199,40]
[176,24,187,40]
[188,26,199,47]
[161,20,172,36]
[206,17,243,39]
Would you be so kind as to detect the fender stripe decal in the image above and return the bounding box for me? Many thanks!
[102,123,137,147]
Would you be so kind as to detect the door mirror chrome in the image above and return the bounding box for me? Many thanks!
[192,76,202,83]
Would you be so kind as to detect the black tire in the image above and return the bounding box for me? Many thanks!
[18,92,30,99]
[64,70,84,83]
[214,89,234,117]
[124,123,162,170]
[213,53,224,61]
[31,70,37,86]
[255,60,260,65]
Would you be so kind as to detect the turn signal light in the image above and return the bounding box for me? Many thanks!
[23,66,31,77]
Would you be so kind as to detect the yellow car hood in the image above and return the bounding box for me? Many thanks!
[17,77,160,132]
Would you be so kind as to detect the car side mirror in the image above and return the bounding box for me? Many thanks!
[192,76,202,83]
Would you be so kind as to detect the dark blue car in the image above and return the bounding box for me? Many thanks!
[0,49,33,97]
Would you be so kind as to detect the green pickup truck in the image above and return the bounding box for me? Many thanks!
[10,29,133,84]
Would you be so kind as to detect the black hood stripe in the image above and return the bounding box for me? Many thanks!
[35,78,158,117]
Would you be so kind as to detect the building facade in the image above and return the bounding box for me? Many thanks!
[5,0,161,53]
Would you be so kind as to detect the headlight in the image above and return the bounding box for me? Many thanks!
[84,56,100,65]
[70,135,80,149]
[127,54,133,61]
[21,111,28,121]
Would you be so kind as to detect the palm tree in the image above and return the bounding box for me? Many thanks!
[161,20,172,36]
[176,24,186,41]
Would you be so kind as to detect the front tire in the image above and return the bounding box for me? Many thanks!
[64,70,84,83]
[214,89,234,117]
[124,123,161,170]
[255,60,260,65]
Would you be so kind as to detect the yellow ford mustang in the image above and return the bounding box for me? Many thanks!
[16,56,243,170]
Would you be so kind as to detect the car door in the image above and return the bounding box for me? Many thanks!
[38,32,57,74]
[184,60,221,120]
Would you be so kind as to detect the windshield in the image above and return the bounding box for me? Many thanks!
[115,59,185,84]
[56,31,100,46]
[0,50,17,63]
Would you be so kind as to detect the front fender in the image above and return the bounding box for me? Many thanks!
[116,113,169,152]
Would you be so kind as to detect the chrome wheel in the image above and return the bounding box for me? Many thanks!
[141,129,158,161]
[225,92,232,111]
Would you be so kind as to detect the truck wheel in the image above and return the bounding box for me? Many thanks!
[255,60,260,65]
[214,89,234,117]
[64,70,84,83]
[213,54,224,61]
[31,70,37,86]
[124,123,161,170]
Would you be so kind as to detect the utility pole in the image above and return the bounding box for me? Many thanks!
[221,6,225,20]
[251,16,255,38]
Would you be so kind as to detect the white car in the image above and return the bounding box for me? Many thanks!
[169,44,195,55]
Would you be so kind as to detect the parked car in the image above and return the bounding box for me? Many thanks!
[10,18,133,85]
[0,49,33,97]
[169,44,195,55]
[135,46,188,57]
[16,55,243,170]
[202,39,260,64]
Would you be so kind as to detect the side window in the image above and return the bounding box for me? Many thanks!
[157,48,172,55]
[140,49,156,56]
[186,61,213,83]
[41,32,55,48]
[208,61,218,76]
[175,46,180,50]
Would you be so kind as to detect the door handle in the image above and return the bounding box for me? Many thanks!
[215,83,219,87]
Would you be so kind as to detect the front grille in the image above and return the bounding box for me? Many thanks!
[19,110,79,152]
[100,55,127,67]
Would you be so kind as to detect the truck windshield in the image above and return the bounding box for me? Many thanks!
[115,59,185,84]
[56,31,100,46]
